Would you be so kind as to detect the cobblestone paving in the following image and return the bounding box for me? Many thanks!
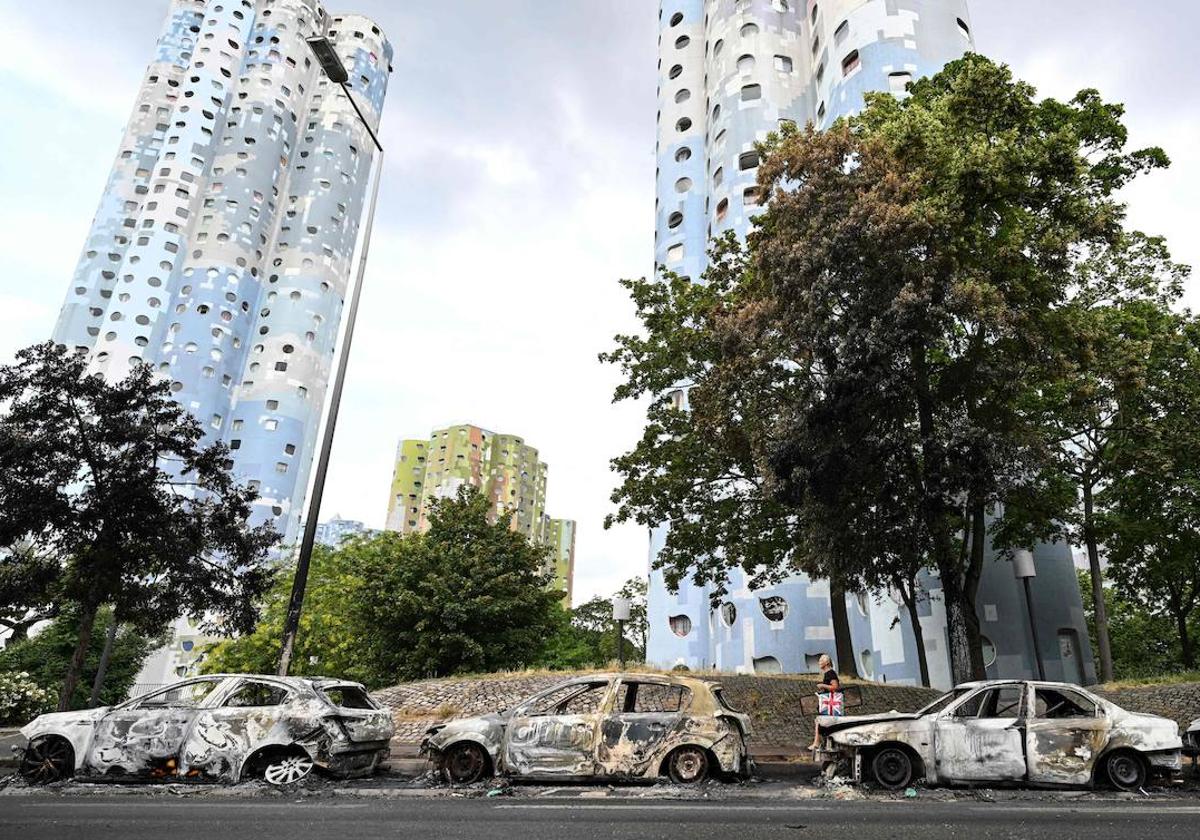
[1097,684,1200,730]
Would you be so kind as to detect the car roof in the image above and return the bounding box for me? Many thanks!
[185,674,365,689]
[953,679,1095,692]
[559,672,716,691]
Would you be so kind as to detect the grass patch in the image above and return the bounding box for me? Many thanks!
[1100,672,1200,690]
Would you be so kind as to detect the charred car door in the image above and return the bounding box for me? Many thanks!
[597,680,691,777]
[317,683,395,745]
[184,679,294,780]
[1026,686,1107,786]
[933,684,1027,783]
[87,678,226,779]
[502,680,612,778]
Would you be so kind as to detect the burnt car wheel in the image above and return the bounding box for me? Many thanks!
[666,745,710,784]
[1104,750,1147,791]
[20,736,75,785]
[262,751,315,786]
[872,746,914,790]
[442,741,490,784]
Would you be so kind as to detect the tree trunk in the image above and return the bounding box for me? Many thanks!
[1081,482,1114,682]
[1178,610,1196,670]
[899,583,931,687]
[88,619,118,708]
[829,584,860,678]
[936,511,976,685]
[58,599,99,712]
[965,501,988,680]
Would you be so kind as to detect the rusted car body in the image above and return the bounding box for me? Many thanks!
[817,679,1182,791]
[17,675,393,785]
[421,673,753,784]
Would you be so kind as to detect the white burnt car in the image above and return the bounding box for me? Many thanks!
[421,673,753,784]
[817,679,1182,791]
[17,675,394,786]
[1185,718,1199,763]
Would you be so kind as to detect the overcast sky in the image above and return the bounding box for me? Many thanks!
[1,1,1197,605]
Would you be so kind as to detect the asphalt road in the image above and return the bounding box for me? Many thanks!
[3,795,1200,839]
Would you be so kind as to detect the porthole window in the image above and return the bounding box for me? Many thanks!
[957,17,971,38]
[842,49,861,76]
[669,615,693,637]
[675,146,692,162]
[676,117,692,132]
[715,197,729,222]
[674,177,692,193]
[719,602,737,627]
[981,635,998,667]
[713,166,724,186]
[741,22,758,37]
[668,211,684,229]
[760,596,788,622]
[666,243,684,263]
[859,649,875,680]
[675,88,691,103]
[669,64,683,79]
[670,11,684,26]
[713,39,724,57]
[737,53,755,74]
[834,20,849,43]
[675,35,690,49]
[739,150,760,170]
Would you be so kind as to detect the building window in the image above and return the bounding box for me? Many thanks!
[888,71,913,93]
[715,197,729,222]
[774,55,793,72]
[741,83,762,101]
[744,186,762,206]
[675,35,690,49]
[859,649,875,680]
[760,596,788,622]
[753,656,783,674]
[981,635,998,667]
[669,64,683,79]
[675,176,693,193]
[666,243,684,263]
[834,20,849,43]
[670,11,683,27]
[668,211,684,229]
[675,146,692,162]
[719,602,737,627]
[737,53,755,74]
[957,17,971,38]
[675,88,690,103]
[740,22,758,38]
[669,615,693,637]
[738,150,760,171]
[842,50,861,76]
[676,117,693,132]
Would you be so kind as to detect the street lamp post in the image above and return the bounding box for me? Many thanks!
[277,36,385,677]
[1013,549,1046,681]
[612,597,632,671]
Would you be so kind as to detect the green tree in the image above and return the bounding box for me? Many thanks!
[0,342,278,709]
[604,55,1166,684]
[1021,234,1188,682]
[1101,317,1200,668]
[0,607,163,711]
[1077,571,1184,680]
[203,543,367,681]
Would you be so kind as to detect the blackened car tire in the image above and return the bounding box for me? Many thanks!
[872,746,914,790]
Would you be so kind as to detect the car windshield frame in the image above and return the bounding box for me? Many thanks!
[916,687,973,716]
[515,680,612,717]
[119,677,229,711]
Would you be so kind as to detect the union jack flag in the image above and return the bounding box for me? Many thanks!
[818,691,845,717]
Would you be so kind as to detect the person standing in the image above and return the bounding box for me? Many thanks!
[809,654,843,750]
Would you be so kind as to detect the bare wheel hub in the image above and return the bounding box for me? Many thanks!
[263,753,314,786]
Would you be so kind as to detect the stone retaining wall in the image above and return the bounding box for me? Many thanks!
[373,672,942,747]
[373,673,1200,748]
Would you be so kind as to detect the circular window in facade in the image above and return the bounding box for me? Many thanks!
[719,602,737,627]
[669,614,693,638]
[981,635,998,668]
[760,596,788,623]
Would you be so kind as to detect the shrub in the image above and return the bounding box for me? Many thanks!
[0,670,56,725]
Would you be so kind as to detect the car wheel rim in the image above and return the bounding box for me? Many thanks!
[21,739,72,785]
[673,749,706,783]
[263,755,314,786]
[1110,756,1140,788]
[448,745,484,783]
[877,751,909,786]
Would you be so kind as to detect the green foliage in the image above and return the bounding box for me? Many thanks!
[603,54,1170,684]
[0,670,56,726]
[1078,571,1196,681]
[0,607,162,711]
[207,489,566,686]
[0,342,278,708]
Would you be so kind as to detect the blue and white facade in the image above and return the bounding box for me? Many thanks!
[647,0,1096,688]
[53,0,392,543]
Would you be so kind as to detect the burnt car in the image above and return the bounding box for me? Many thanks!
[1185,718,1199,767]
[421,673,752,784]
[17,675,393,786]
[816,679,1182,791]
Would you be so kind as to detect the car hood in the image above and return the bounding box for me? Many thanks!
[424,712,508,748]
[21,707,109,739]
[819,711,922,736]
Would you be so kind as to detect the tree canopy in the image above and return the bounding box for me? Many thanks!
[604,54,1172,684]
[0,342,278,708]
